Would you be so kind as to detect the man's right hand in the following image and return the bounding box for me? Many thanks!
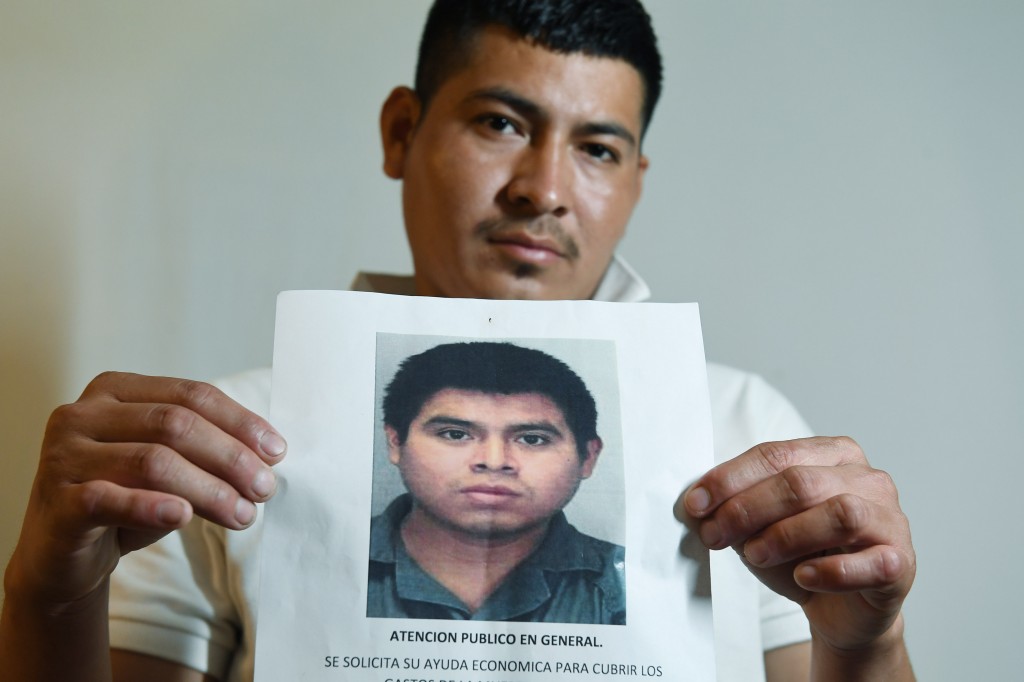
[5,371,285,609]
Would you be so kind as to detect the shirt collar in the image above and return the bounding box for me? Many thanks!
[349,253,650,303]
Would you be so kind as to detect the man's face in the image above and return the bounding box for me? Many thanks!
[381,26,649,300]
[386,388,601,539]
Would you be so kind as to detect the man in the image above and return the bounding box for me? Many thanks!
[0,1,916,680]
[368,341,625,624]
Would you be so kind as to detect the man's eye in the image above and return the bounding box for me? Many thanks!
[581,143,618,163]
[481,115,517,135]
[438,429,470,441]
[517,434,550,446]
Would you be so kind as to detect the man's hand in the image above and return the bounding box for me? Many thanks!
[1,371,286,681]
[10,371,285,604]
[674,437,915,675]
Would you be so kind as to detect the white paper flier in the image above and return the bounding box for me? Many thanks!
[255,291,716,681]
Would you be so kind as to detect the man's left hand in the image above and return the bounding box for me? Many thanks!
[674,436,915,655]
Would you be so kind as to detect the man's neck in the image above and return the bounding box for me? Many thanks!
[400,506,550,613]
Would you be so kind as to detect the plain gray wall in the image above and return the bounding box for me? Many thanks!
[2,2,1021,679]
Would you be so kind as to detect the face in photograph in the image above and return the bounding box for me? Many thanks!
[386,388,601,539]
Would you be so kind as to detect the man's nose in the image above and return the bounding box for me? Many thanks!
[471,437,517,473]
[506,135,571,218]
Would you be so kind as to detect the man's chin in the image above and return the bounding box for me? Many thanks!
[414,261,601,299]
[440,515,549,541]
[457,270,593,301]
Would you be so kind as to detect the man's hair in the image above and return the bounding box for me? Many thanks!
[415,0,663,137]
[383,341,599,459]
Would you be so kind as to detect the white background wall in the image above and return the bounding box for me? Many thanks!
[2,1,1020,678]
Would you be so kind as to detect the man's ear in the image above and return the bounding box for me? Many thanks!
[384,425,403,465]
[580,438,603,479]
[635,154,649,199]
[380,86,422,180]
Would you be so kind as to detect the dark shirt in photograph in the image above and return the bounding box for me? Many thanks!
[366,494,626,624]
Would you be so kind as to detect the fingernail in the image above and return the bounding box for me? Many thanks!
[235,498,257,526]
[686,486,711,514]
[699,519,722,547]
[157,500,186,525]
[744,538,768,566]
[252,469,276,499]
[260,430,287,458]
[795,565,820,588]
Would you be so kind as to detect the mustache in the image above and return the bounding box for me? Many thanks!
[474,217,580,260]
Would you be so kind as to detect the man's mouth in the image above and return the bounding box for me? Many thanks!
[461,484,521,504]
[487,233,567,264]
[475,218,580,264]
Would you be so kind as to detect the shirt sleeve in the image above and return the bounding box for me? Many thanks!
[108,519,238,677]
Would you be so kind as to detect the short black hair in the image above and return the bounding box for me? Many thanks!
[415,0,663,137]
[383,341,599,460]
